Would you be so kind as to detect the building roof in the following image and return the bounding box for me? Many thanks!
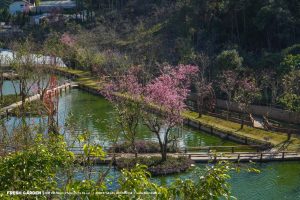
[38,0,75,8]
[12,0,32,5]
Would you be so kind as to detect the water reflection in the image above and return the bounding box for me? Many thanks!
[4,89,237,149]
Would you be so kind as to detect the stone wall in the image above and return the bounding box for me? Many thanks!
[216,99,300,124]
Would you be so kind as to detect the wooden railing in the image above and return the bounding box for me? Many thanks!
[183,145,264,153]
[186,151,300,162]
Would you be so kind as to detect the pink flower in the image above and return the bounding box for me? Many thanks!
[60,33,76,47]
[101,64,198,124]
[144,65,198,123]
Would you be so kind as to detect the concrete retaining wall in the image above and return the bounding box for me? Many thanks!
[183,118,272,147]
[216,99,300,124]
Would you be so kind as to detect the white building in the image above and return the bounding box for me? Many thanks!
[9,1,76,15]
[32,1,76,13]
[0,49,66,68]
[9,0,34,15]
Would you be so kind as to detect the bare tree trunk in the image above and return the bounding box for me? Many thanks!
[155,130,167,162]
[20,79,26,114]
[161,128,170,162]
[240,113,244,129]
[226,100,230,120]
[197,98,202,118]
[0,72,3,101]
[161,145,167,162]
[131,137,137,158]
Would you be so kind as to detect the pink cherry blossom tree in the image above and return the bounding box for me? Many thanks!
[60,33,76,47]
[101,67,143,158]
[142,64,198,161]
[102,64,198,161]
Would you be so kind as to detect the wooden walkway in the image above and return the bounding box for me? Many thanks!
[69,151,300,164]
[1,145,300,164]
[186,151,300,163]
[0,82,77,116]
[68,145,300,164]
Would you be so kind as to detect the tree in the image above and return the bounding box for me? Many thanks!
[279,69,300,112]
[101,67,143,158]
[43,33,65,66]
[195,68,215,117]
[233,76,261,129]
[258,69,279,105]
[102,64,198,162]
[218,70,238,119]
[216,49,243,71]
[10,39,37,114]
[0,134,74,193]
[42,76,60,134]
[278,54,300,75]
[0,8,11,22]
[142,65,198,161]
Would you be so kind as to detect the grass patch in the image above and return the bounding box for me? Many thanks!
[115,156,193,176]
[0,95,21,108]
[11,100,47,116]
[55,67,90,77]
[183,111,300,152]
[55,67,102,90]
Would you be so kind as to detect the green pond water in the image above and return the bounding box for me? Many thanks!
[77,161,300,200]
[3,84,300,200]
[55,88,238,148]
[2,78,68,96]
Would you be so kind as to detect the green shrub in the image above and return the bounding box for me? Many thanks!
[0,134,74,192]
[110,140,180,153]
[216,49,243,71]
[115,156,194,176]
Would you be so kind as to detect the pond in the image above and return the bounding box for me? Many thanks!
[2,79,67,96]
[92,162,300,200]
[4,88,237,148]
[3,85,300,200]
[75,161,300,200]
